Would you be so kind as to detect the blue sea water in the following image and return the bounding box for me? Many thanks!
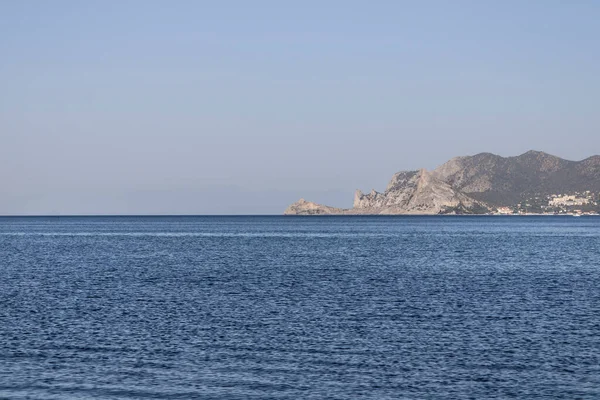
[0,216,599,399]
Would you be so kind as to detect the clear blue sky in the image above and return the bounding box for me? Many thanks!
[2,1,599,214]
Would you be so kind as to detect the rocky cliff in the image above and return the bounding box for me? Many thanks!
[285,169,488,215]
[352,169,487,214]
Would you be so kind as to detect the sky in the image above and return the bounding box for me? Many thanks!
[1,1,599,214]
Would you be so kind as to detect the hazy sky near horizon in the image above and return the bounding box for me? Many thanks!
[2,1,599,214]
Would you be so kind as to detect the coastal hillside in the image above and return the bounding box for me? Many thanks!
[285,151,600,215]
[433,150,600,206]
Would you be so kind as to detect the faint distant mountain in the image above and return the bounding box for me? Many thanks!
[433,150,600,206]
[284,151,600,215]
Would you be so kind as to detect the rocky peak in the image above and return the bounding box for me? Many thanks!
[513,150,569,172]
[521,150,548,157]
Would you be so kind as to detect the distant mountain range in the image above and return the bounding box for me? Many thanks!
[284,151,600,215]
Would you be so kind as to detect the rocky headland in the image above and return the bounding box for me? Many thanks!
[284,151,600,215]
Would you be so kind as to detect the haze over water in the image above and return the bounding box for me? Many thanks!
[1,216,599,399]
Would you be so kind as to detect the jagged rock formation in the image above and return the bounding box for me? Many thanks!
[352,169,487,214]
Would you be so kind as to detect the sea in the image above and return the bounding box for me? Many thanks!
[1,216,599,399]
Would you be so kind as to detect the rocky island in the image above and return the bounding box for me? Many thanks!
[285,151,600,215]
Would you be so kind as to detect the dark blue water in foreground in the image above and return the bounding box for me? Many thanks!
[1,216,599,399]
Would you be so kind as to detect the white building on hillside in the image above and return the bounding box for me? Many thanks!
[549,195,589,207]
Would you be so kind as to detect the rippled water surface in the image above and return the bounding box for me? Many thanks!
[1,216,599,399]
